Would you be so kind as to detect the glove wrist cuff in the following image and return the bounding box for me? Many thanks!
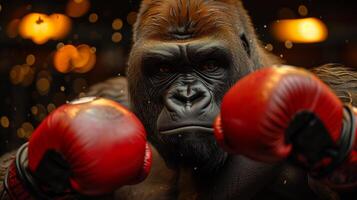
[318,105,356,176]
[287,105,355,178]
[4,143,77,200]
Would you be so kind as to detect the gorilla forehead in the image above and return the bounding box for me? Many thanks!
[135,0,242,40]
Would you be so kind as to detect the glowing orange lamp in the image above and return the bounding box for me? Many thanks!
[18,13,71,45]
[54,44,96,73]
[271,17,328,43]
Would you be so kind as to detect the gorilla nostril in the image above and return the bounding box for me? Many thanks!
[173,93,188,104]
[173,90,204,105]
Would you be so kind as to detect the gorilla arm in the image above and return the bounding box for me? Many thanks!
[0,150,16,199]
[113,144,178,200]
[309,64,357,199]
[215,65,357,200]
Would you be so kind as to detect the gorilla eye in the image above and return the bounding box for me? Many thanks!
[240,33,251,57]
[198,61,219,72]
[159,66,171,73]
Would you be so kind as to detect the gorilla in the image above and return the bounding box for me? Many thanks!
[116,0,356,199]
[128,0,278,173]
[1,0,356,200]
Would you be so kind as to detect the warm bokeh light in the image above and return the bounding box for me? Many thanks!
[57,42,65,49]
[112,32,122,43]
[54,44,78,73]
[1,116,10,128]
[26,54,36,65]
[298,5,308,16]
[66,0,90,18]
[21,122,34,138]
[284,40,293,49]
[19,13,71,44]
[112,18,123,30]
[9,64,35,86]
[47,103,56,113]
[17,128,26,138]
[89,13,98,23]
[54,44,96,73]
[127,12,138,25]
[36,78,51,95]
[50,14,72,39]
[31,106,38,115]
[271,18,328,43]
[19,13,54,44]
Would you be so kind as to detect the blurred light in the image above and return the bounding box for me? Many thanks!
[26,54,36,65]
[54,44,96,73]
[66,0,90,18]
[31,106,38,115]
[271,18,328,43]
[17,128,26,138]
[0,4,2,13]
[1,116,10,128]
[265,43,274,51]
[73,44,96,73]
[21,122,34,138]
[20,64,35,86]
[37,70,53,82]
[47,103,56,113]
[50,14,72,39]
[89,13,98,23]
[10,65,24,85]
[298,5,308,17]
[19,13,71,45]
[112,32,122,43]
[127,12,138,25]
[60,86,66,92]
[284,40,293,49]
[112,18,123,30]
[35,104,47,121]
[19,13,54,44]
[54,45,78,73]
[36,78,51,95]
[57,42,65,49]
[6,19,20,38]
[9,64,35,86]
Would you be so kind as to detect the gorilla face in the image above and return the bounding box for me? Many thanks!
[128,0,277,174]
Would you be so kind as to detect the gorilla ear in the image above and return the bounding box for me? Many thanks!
[240,33,251,57]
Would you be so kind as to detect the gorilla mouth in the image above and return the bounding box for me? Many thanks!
[159,125,213,135]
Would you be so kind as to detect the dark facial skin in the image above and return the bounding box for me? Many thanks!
[127,0,279,175]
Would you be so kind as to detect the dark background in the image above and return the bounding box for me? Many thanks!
[0,0,357,155]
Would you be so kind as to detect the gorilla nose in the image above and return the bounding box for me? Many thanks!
[167,85,210,112]
[157,81,219,134]
[174,88,203,105]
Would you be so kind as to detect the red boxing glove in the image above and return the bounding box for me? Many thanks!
[214,66,356,179]
[4,97,151,199]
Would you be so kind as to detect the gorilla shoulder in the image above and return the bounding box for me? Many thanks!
[85,76,130,108]
[311,63,357,106]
